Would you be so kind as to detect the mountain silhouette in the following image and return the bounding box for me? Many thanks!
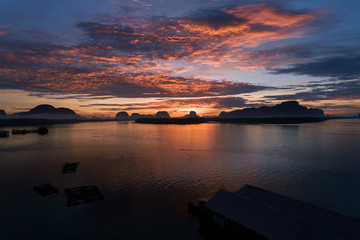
[13,104,80,119]
[219,101,325,118]
[181,111,200,118]
[115,111,130,120]
[155,111,171,118]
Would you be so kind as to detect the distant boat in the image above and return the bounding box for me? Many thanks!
[62,162,79,173]
[33,183,58,196]
[12,129,31,134]
[64,185,104,206]
[0,130,9,137]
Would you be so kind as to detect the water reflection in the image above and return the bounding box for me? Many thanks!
[0,119,360,239]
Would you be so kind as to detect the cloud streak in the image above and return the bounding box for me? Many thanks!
[265,80,360,102]
[271,56,360,80]
[81,96,248,112]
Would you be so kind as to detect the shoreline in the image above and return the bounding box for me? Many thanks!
[0,118,116,127]
[1,117,356,127]
[135,117,329,124]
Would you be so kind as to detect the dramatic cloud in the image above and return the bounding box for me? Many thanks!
[0,3,325,100]
[77,3,322,64]
[0,37,271,98]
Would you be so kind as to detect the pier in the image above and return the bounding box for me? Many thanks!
[198,185,360,239]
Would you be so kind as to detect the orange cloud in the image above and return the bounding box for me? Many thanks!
[132,0,152,7]
[224,4,313,28]
[0,25,5,35]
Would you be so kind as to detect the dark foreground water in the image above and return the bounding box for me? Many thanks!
[1,119,360,239]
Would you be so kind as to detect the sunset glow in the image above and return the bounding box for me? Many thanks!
[0,0,359,117]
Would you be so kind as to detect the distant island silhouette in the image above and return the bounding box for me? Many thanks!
[155,111,171,118]
[184,111,200,118]
[13,104,80,119]
[1,101,329,127]
[115,111,130,120]
[219,101,324,118]
[135,101,327,124]
[114,111,172,120]
[0,104,86,127]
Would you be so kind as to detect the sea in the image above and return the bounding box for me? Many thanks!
[1,119,360,239]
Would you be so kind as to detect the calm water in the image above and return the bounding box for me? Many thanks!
[1,119,360,239]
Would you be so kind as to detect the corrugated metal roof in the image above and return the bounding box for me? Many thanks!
[204,185,360,240]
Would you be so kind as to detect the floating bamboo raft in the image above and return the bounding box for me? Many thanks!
[62,162,79,173]
[64,185,104,206]
[33,183,58,196]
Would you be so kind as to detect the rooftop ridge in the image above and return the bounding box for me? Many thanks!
[231,189,358,239]
[205,186,360,239]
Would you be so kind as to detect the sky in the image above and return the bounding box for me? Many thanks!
[0,0,359,117]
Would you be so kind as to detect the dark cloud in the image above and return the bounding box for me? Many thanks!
[271,56,360,80]
[186,9,247,30]
[77,20,192,60]
[265,80,360,101]
[26,92,115,100]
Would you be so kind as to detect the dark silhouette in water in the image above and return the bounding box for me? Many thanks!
[219,101,324,118]
[0,130,10,137]
[64,185,104,206]
[12,129,32,134]
[33,183,58,197]
[115,111,130,120]
[11,127,48,135]
[13,104,80,119]
[37,127,49,135]
[62,162,79,174]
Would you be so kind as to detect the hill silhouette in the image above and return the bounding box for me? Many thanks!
[13,104,80,119]
[135,102,326,125]
[0,109,6,117]
[115,111,130,120]
[219,101,324,118]
[155,111,171,118]
[181,111,200,118]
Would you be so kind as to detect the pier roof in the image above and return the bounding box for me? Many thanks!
[205,185,360,240]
